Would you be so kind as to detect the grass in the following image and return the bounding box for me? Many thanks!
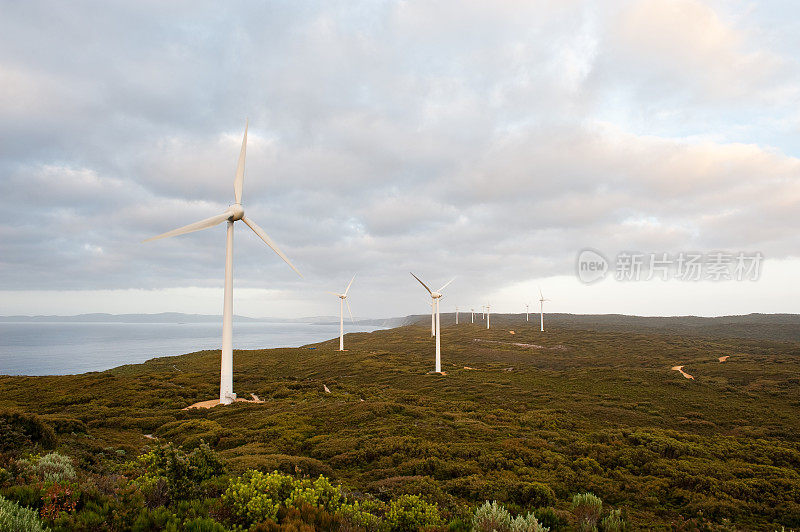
[0,314,799,529]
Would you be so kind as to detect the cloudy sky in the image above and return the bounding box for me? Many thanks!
[1,0,799,318]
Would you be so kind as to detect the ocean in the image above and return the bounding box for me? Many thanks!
[0,321,384,376]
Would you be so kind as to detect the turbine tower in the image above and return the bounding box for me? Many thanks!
[411,273,454,373]
[143,120,301,405]
[328,274,355,351]
[486,303,491,329]
[471,308,475,323]
[455,306,459,325]
[539,287,550,332]
[525,303,530,322]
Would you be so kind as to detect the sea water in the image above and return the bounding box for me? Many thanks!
[0,321,383,376]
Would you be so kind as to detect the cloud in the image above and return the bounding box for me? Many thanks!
[0,0,798,316]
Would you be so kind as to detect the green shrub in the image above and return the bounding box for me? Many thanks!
[533,508,568,531]
[131,441,225,504]
[0,467,11,486]
[1,484,43,510]
[0,494,49,531]
[386,494,442,531]
[0,412,56,453]
[180,517,227,531]
[337,499,386,530]
[472,500,548,532]
[571,493,602,532]
[34,452,76,484]
[221,470,296,525]
[40,416,87,435]
[600,508,626,532]
[286,474,347,512]
[516,482,556,509]
[473,501,511,531]
[130,506,180,531]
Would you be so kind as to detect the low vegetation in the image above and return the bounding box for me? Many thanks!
[0,316,798,529]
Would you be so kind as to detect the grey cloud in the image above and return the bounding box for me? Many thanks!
[0,1,799,315]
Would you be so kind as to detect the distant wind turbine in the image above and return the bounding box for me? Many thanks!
[430,300,435,336]
[455,306,459,325]
[486,303,491,329]
[411,273,454,373]
[328,274,355,351]
[471,308,475,323]
[539,287,550,332]
[143,120,301,405]
[525,303,530,322]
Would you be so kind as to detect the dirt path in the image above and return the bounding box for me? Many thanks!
[671,365,694,380]
[474,339,544,349]
[718,356,730,362]
[184,393,264,410]
[473,339,567,350]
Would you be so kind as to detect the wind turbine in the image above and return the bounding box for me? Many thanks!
[539,287,550,332]
[471,308,475,323]
[525,303,530,322]
[455,306,459,325]
[486,303,491,329]
[143,120,301,405]
[329,275,355,351]
[430,300,436,336]
[411,273,454,373]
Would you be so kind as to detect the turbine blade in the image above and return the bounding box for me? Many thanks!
[345,299,355,324]
[326,291,341,297]
[242,215,302,278]
[344,274,356,296]
[142,211,229,242]
[410,272,433,295]
[437,277,455,292]
[234,119,248,204]
[538,286,543,299]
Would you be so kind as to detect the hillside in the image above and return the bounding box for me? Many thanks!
[1,316,799,530]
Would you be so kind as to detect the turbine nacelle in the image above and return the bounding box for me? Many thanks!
[227,204,245,221]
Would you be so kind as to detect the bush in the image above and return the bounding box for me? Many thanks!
[534,508,568,531]
[286,474,348,512]
[386,494,442,531]
[600,508,627,532]
[40,483,78,521]
[34,453,76,484]
[516,482,556,509]
[0,412,56,453]
[221,470,296,525]
[40,416,87,435]
[571,493,602,532]
[131,441,225,504]
[473,501,511,531]
[472,500,548,532]
[0,494,48,531]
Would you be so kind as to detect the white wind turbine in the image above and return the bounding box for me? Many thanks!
[471,308,475,323]
[143,120,301,405]
[455,306,459,325]
[525,303,530,322]
[411,273,454,373]
[429,300,436,336]
[328,274,355,351]
[538,287,550,332]
[486,303,491,329]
